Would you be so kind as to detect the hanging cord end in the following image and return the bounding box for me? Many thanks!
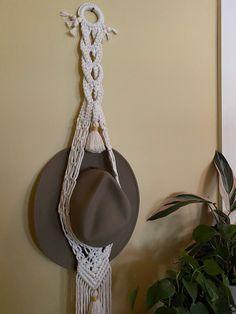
[86,124,105,153]
[103,26,118,40]
[60,10,81,37]
[88,290,105,314]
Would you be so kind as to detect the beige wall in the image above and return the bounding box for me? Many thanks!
[0,1,217,313]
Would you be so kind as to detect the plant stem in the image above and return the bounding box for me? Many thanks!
[208,204,220,224]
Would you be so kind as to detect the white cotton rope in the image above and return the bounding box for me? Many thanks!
[59,3,118,314]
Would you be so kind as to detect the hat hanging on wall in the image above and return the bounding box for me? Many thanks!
[33,2,139,314]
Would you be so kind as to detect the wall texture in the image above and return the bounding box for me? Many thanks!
[0,0,217,313]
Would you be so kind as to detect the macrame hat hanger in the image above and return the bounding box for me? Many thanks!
[33,2,139,314]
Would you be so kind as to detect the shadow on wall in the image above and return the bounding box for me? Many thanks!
[111,213,195,313]
[27,35,89,265]
[27,158,215,314]
[111,162,215,313]
[27,157,215,314]
[27,168,74,314]
[25,38,87,313]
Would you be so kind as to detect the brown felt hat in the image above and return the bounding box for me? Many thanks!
[34,148,139,270]
[70,168,132,247]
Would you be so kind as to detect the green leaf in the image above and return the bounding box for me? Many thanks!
[221,273,230,286]
[174,293,188,310]
[182,279,198,303]
[214,209,230,224]
[219,224,236,240]
[146,279,176,310]
[196,275,219,306]
[181,251,199,269]
[195,273,205,289]
[192,225,216,243]
[230,202,236,211]
[129,287,138,310]
[155,307,176,314]
[221,284,233,301]
[174,307,190,314]
[204,279,219,302]
[156,279,176,300]
[231,255,236,268]
[175,194,212,203]
[190,302,209,314]
[214,151,234,194]
[231,235,236,246]
[210,289,233,314]
[203,259,223,276]
[148,195,213,221]
[230,188,236,207]
[148,200,210,221]
[146,282,159,310]
[186,241,205,257]
[215,245,228,261]
[148,201,199,220]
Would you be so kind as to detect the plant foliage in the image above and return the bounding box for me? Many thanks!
[131,152,236,313]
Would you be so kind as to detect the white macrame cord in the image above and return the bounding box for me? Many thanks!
[59,3,118,314]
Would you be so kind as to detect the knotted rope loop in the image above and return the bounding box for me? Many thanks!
[59,3,119,311]
[78,3,104,27]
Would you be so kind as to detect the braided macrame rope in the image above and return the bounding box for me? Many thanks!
[59,3,118,314]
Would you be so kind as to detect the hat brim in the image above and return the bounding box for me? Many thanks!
[33,148,140,270]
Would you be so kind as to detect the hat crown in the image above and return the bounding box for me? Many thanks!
[70,168,132,247]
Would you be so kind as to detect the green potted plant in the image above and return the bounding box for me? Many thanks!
[130,152,236,313]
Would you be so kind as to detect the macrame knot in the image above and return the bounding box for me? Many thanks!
[60,11,82,36]
[88,290,104,314]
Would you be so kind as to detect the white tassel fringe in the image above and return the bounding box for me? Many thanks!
[85,129,105,153]
[88,290,104,314]
[76,268,112,314]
